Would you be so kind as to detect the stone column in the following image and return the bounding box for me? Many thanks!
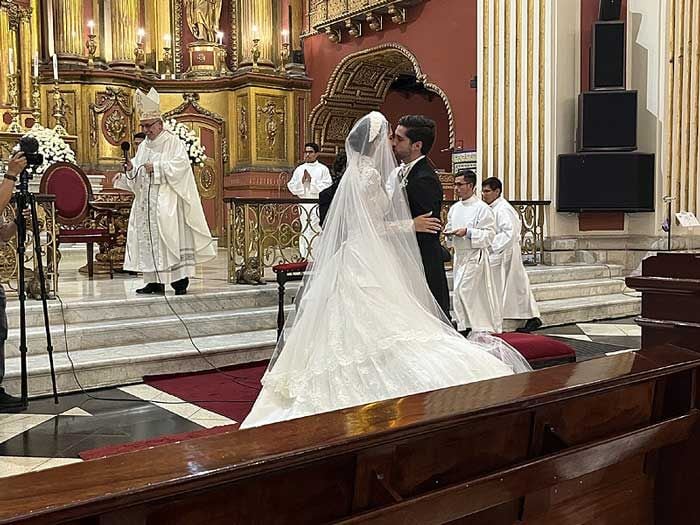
[53,0,85,61]
[109,0,138,67]
[239,0,275,69]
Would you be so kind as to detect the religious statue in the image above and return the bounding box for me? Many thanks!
[184,0,223,42]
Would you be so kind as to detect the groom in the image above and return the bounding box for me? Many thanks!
[393,115,451,318]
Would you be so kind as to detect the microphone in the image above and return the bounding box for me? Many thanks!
[120,141,130,174]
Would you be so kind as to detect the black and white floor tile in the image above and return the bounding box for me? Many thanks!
[0,385,235,479]
[537,316,641,361]
[0,317,641,478]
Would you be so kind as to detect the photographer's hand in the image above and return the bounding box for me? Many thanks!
[6,152,27,179]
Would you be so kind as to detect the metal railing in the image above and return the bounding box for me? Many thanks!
[225,197,550,282]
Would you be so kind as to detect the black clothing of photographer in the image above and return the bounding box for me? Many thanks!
[0,152,28,412]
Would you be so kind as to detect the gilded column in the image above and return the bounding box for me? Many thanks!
[290,0,302,50]
[53,0,85,61]
[0,7,12,108]
[239,0,275,69]
[19,10,33,110]
[110,0,138,67]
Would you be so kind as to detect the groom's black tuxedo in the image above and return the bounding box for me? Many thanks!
[404,157,451,318]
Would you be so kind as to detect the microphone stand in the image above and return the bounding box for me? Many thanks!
[15,167,58,406]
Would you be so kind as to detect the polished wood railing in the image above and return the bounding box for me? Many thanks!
[2,345,700,524]
[224,197,550,282]
[626,252,700,351]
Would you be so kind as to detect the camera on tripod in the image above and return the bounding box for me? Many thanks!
[17,136,43,174]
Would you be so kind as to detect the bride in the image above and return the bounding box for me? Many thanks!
[240,112,531,429]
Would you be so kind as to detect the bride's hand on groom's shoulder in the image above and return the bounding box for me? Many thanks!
[414,212,442,234]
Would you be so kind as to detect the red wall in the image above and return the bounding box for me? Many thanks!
[381,89,452,170]
[580,0,627,91]
[303,0,478,150]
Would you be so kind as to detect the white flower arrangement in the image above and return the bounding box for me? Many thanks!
[11,125,76,177]
[163,118,207,167]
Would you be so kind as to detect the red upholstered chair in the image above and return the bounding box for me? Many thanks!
[272,261,308,339]
[495,332,576,369]
[39,162,113,279]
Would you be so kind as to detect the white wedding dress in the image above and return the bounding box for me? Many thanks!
[240,112,531,429]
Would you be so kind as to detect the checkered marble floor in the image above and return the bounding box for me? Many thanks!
[0,317,641,479]
[536,316,641,361]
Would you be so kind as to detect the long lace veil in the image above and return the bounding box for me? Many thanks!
[265,111,530,386]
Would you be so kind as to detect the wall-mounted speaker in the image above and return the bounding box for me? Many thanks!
[591,21,626,90]
[557,152,655,212]
[599,0,622,21]
[578,90,637,151]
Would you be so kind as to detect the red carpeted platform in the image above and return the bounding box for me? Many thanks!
[144,360,267,422]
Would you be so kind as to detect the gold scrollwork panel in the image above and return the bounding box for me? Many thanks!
[237,94,251,163]
[88,86,135,166]
[255,93,287,162]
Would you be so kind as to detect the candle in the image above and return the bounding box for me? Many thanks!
[87,20,95,34]
[137,28,145,44]
[281,29,289,44]
[164,33,171,47]
[216,31,223,45]
[52,53,58,80]
[33,52,38,77]
[252,25,259,40]
[8,48,14,75]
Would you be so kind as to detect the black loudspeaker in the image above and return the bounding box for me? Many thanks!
[578,90,637,151]
[557,152,655,212]
[591,21,626,89]
[599,0,622,20]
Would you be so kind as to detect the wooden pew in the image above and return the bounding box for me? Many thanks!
[2,345,700,525]
[626,252,700,351]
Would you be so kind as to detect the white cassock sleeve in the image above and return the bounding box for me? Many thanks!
[310,165,332,194]
[444,205,456,248]
[469,207,496,248]
[287,165,307,197]
[491,207,516,255]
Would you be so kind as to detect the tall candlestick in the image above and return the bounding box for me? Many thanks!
[52,54,58,80]
[33,52,39,77]
[8,48,14,75]
[87,20,95,34]
[252,24,260,40]
[216,31,224,45]
[281,29,289,45]
[164,33,171,47]
[137,28,145,44]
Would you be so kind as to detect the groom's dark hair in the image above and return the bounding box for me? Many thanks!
[398,115,436,155]
[305,142,320,153]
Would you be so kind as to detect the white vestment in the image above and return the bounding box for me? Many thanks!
[113,130,216,283]
[446,195,502,333]
[489,197,540,320]
[287,161,332,259]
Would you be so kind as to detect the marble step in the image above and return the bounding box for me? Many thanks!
[5,285,287,330]
[5,305,289,357]
[6,292,641,397]
[529,293,640,328]
[446,263,624,289]
[3,330,278,397]
[530,278,627,302]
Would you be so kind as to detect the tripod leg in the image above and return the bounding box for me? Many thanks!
[15,195,28,408]
[28,196,59,404]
